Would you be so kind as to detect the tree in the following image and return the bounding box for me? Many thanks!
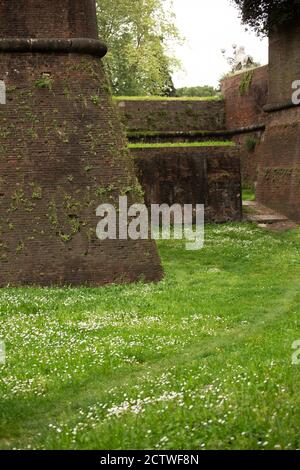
[96,0,181,96]
[232,0,299,36]
[175,85,219,98]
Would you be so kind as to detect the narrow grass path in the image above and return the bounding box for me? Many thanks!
[1,223,300,449]
[128,141,235,148]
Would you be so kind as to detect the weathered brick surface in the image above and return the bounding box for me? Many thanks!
[116,99,225,132]
[256,107,300,221]
[0,0,98,39]
[221,66,268,129]
[232,131,263,188]
[0,1,163,286]
[268,11,300,105]
[256,15,300,221]
[132,147,242,223]
[221,66,268,186]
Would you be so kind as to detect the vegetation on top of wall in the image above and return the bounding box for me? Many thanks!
[127,130,229,141]
[220,65,261,82]
[113,96,222,102]
[128,141,235,149]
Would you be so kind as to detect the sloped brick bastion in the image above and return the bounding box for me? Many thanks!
[0,0,163,286]
[3,0,299,289]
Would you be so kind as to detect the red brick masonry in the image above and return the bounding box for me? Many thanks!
[132,147,242,223]
[116,99,225,133]
[0,0,163,286]
[257,15,300,221]
[221,66,268,187]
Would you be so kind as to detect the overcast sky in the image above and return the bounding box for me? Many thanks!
[171,0,268,88]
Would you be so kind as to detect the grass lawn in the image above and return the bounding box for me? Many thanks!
[242,188,256,202]
[128,141,235,149]
[1,223,300,450]
[113,96,222,102]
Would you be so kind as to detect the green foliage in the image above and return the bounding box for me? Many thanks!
[245,137,257,152]
[239,71,253,95]
[29,183,42,200]
[175,85,219,98]
[232,0,299,35]
[96,0,182,96]
[90,95,100,106]
[35,74,53,90]
[263,167,293,182]
[1,225,300,449]
[242,187,256,201]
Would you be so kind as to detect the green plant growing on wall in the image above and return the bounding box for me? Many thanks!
[11,188,25,211]
[90,95,101,105]
[239,71,253,95]
[263,167,293,182]
[16,242,25,253]
[26,128,38,140]
[47,200,58,228]
[30,183,42,200]
[245,137,257,152]
[59,232,71,244]
[69,216,81,236]
[35,74,53,90]
[95,184,116,198]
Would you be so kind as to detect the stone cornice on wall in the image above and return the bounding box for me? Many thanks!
[263,100,300,113]
[0,38,107,57]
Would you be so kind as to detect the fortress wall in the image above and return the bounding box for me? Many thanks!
[132,147,242,223]
[268,17,300,105]
[221,66,268,129]
[115,98,226,133]
[0,0,98,39]
[256,13,300,221]
[0,52,162,286]
[221,66,269,188]
[256,107,300,220]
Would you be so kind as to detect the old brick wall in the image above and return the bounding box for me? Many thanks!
[256,12,300,221]
[0,52,163,286]
[231,131,264,188]
[117,68,268,190]
[256,108,300,220]
[115,99,225,132]
[132,147,242,223]
[221,66,269,187]
[0,0,163,286]
[221,66,268,129]
[0,0,98,39]
[268,12,300,105]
